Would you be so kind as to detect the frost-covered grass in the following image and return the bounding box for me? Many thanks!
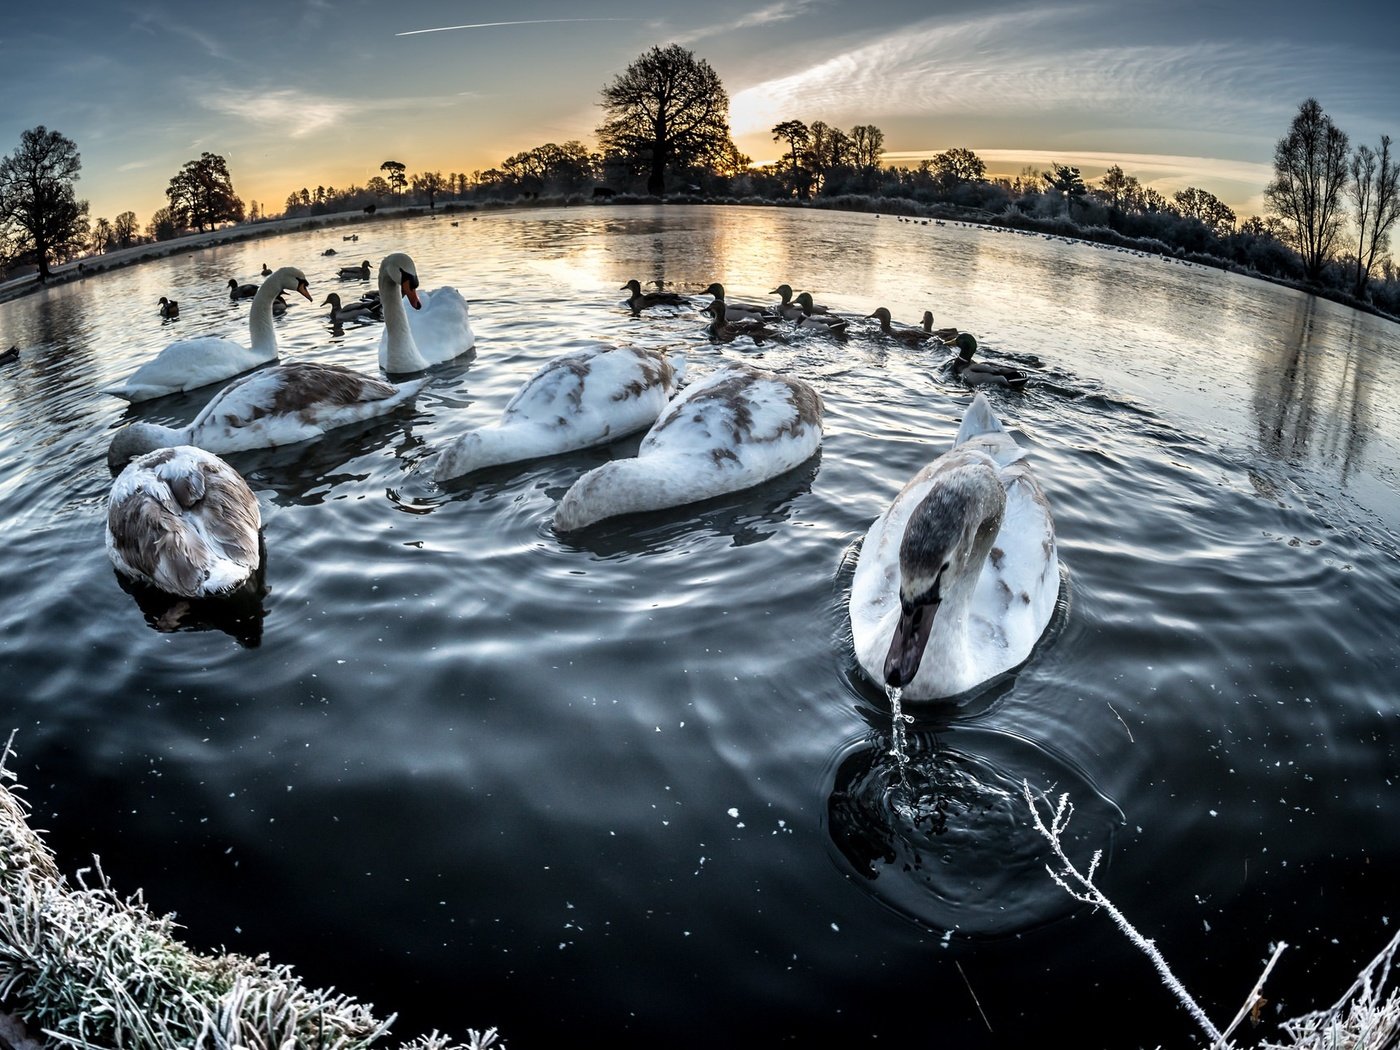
[0,734,500,1050]
[1025,782,1400,1049]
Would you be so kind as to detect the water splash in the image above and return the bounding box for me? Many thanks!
[886,683,914,792]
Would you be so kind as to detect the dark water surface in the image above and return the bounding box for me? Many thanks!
[2,205,1399,1047]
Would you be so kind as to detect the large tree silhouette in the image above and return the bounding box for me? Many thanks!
[1265,98,1350,282]
[0,125,90,281]
[597,44,735,196]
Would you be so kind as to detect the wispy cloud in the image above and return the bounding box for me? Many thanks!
[670,0,827,44]
[396,18,633,38]
[191,84,467,139]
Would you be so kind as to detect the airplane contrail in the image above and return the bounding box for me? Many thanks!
[397,18,633,37]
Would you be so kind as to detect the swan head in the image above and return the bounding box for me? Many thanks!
[268,266,312,302]
[107,422,181,475]
[951,333,978,361]
[379,253,422,310]
[884,459,1005,688]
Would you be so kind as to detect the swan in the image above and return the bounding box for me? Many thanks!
[107,361,428,471]
[620,278,689,312]
[848,391,1058,699]
[228,278,258,299]
[158,296,179,319]
[322,292,382,323]
[431,344,684,482]
[867,306,934,345]
[699,282,776,324]
[554,361,823,531]
[104,267,313,402]
[338,259,371,280]
[948,334,1031,390]
[106,445,262,598]
[376,252,475,373]
[922,311,960,341]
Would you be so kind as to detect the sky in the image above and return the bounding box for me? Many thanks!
[1,0,1396,226]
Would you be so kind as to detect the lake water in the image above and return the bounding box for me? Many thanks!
[2,204,1399,1048]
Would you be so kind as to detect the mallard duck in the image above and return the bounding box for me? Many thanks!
[554,361,823,531]
[322,291,382,323]
[922,311,960,341]
[377,252,475,373]
[705,299,780,344]
[771,284,829,319]
[107,362,428,470]
[792,292,848,336]
[260,263,272,276]
[338,259,372,280]
[105,445,262,598]
[106,268,313,402]
[621,278,690,312]
[849,391,1058,698]
[948,333,1030,390]
[432,344,684,482]
[158,296,179,319]
[228,278,258,299]
[699,282,776,324]
[867,306,933,345]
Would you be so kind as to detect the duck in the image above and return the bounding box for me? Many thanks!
[848,391,1058,699]
[792,292,849,336]
[322,291,382,324]
[228,278,259,299]
[432,344,685,482]
[867,306,934,345]
[705,299,780,344]
[105,267,313,402]
[158,296,179,319]
[338,259,372,280]
[260,263,272,276]
[107,362,428,471]
[922,311,960,341]
[699,282,776,324]
[554,361,823,531]
[377,252,474,373]
[948,333,1031,390]
[771,284,829,319]
[105,445,262,598]
[271,294,290,317]
[620,278,690,312]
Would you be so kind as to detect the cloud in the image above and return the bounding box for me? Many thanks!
[192,84,467,139]
[670,0,829,44]
[396,18,633,38]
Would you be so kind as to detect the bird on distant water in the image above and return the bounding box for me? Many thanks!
[228,278,258,299]
[922,311,959,341]
[322,291,382,323]
[158,296,179,319]
[948,333,1031,390]
[338,259,372,280]
[621,278,690,312]
[260,263,272,276]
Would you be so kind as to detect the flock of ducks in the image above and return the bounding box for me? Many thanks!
[102,254,1057,701]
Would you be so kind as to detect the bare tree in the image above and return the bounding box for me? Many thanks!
[597,44,736,196]
[0,125,90,281]
[1348,134,1400,298]
[1265,98,1350,282]
[1174,186,1236,236]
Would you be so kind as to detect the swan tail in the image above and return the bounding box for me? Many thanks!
[954,392,1024,466]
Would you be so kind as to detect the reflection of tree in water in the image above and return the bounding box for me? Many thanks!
[1253,297,1372,482]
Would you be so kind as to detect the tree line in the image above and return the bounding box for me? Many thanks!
[1,44,1395,315]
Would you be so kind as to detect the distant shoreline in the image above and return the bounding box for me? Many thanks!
[3,196,1396,329]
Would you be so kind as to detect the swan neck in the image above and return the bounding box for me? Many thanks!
[379,274,424,372]
[248,281,282,354]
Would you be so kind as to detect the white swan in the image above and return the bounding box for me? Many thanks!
[432,344,684,482]
[107,361,428,470]
[377,252,474,373]
[554,361,823,531]
[104,267,312,402]
[849,392,1058,699]
[106,445,261,597]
